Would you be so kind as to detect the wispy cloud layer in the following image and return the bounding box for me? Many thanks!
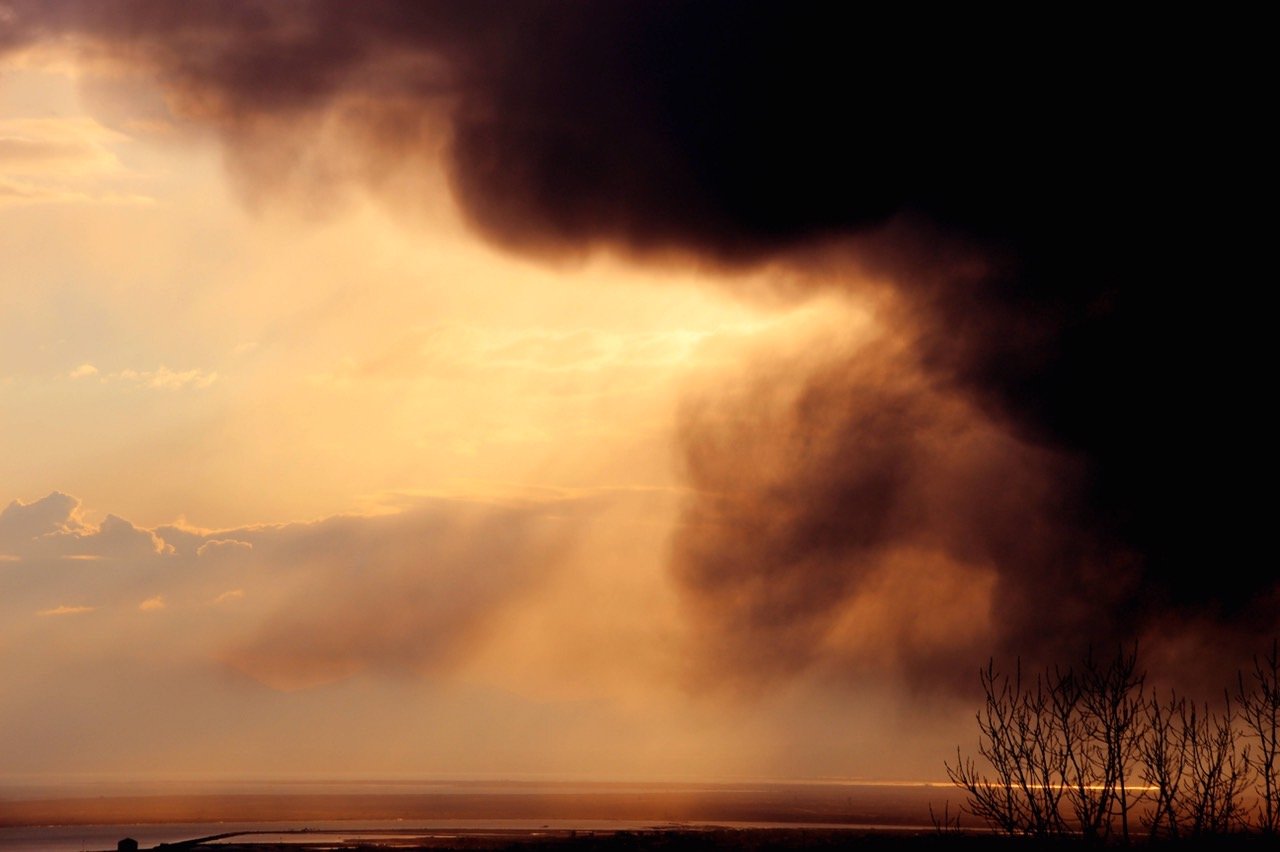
[0,113,154,206]
[67,364,218,389]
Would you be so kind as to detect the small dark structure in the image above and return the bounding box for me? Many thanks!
[118,838,139,852]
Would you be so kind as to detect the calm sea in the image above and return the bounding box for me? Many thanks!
[0,780,956,851]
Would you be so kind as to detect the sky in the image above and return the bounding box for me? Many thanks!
[0,3,1270,783]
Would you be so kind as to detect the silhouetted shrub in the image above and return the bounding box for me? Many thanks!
[948,644,1280,842]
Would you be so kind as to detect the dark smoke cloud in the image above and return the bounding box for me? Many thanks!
[3,2,1270,684]
[673,303,1147,693]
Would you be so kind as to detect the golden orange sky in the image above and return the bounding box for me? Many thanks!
[0,49,983,783]
[3,0,1266,792]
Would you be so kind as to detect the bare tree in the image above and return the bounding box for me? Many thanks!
[1138,689,1189,839]
[1174,696,1250,835]
[948,644,1273,841]
[1098,647,1147,842]
[1067,647,1146,843]
[1238,638,1280,833]
[946,648,1145,840]
[946,660,1066,837]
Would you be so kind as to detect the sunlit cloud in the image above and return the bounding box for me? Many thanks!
[1,494,173,559]
[196,539,251,558]
[114,366,218,390]
[0,492,89,544]
[37,604,94,617]
[0,116,126,176]
[68,362,98,379]
[0,113,156,207]
[138,594,165,611]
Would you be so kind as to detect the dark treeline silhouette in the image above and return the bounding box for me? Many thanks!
[947,643,1280,843]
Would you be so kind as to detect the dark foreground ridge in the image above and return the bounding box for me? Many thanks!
[117,827,1280,852]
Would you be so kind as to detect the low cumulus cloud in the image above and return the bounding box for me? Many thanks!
[1,491,587,691]
[0,491,88,544]
[1,493,172,559]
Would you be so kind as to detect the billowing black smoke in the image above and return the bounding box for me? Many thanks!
[4,1,1270,685]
